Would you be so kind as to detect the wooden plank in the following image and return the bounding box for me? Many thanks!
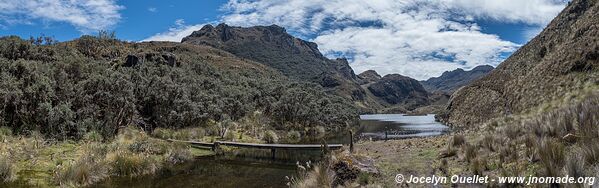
[167,139,343,150]
[217,141,343,149]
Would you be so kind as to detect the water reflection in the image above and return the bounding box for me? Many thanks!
[358,114,449,140]
[92,156,296,188]
[94,114,448,188]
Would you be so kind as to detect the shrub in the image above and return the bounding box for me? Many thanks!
[224,130,236,141]
[82,131,103,142]
[263,130,278,144]
[0,127,11,140]
[0,156,16,183]
[152,128,174,139]
[287,130,301,143]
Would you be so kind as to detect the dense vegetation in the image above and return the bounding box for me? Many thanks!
[0,35,358,140]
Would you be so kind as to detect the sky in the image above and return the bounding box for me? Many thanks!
[0,0,568,80]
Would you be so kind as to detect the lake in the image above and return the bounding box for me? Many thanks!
[95,114,449,188]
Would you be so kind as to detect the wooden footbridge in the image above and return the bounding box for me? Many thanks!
[167,139,347,159]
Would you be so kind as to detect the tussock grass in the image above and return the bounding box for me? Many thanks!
[537,138,565,177]
[165,144,193,165]
[451,134,465,147]
[0,155,16,183]
[0,126,11,141]
[106,150,159,177]
[463,143,478,163]
[451,90,599,185]
[565,152,585,178]
[54,147,108,186]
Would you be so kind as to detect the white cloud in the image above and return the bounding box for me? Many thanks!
[440,0,567,25]
[148,7,157,12]
[0,0,123,32]
[143,19,209,42]
[145,0,566,79]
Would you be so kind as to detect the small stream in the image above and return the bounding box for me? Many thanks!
[96,114,449,188]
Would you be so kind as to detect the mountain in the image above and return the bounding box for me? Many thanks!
[420,65,494,94]
[181,24,372,107]
[180,23,450,112]
[357,70,382,83]
[367,74,430,110]
[441,0,599,128]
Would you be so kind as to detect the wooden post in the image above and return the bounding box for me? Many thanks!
[213,141,220,154]
[271,148,276,160]
[349,130,354,153]
[385,131,388,141]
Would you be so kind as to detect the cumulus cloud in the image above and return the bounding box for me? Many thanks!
[0,0,123,32]
[440,0,567,25]
[143,19,209,42]
[146,0,566,79]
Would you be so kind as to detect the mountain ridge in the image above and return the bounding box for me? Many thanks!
[421,65,494,94]
[441,0,599,128]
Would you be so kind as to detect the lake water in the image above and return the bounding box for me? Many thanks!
[357,114,449,140]
[96,114,448,188]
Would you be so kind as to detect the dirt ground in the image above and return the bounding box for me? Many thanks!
[354,135,452,187]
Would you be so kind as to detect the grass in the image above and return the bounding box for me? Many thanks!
[2,126,209,187]
[445,89,599,186]
[0,155,16,183]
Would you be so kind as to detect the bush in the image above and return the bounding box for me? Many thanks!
[0,156,16,183]
[152,128,173,139]
[263,130,278,144]
[0,127,11,140]
[82,131,103,142]
[286,130,301,143]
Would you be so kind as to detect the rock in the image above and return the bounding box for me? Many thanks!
[562,133,578,143]
[124,55,140,67]
[357,70,382,84]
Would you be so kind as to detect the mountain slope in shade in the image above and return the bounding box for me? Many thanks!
[421,65,494,94]
[367,74,430,110]
[441,0,599,128]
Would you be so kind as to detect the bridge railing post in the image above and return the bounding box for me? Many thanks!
[349,130,354,153]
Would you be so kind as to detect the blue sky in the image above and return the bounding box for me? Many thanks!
[0,0,568,80]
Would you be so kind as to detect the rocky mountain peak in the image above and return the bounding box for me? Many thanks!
[358,70,382,83]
